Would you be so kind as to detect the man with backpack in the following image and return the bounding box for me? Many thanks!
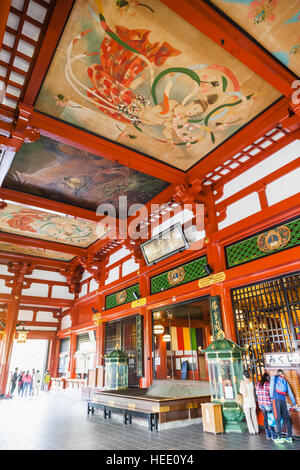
[270,369,297,444]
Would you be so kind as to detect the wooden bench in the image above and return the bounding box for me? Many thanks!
[87,401,159,431]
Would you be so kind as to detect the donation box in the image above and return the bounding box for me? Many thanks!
[201,403,224,434]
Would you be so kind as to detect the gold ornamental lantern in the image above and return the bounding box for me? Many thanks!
[17,328,28,343]
[104,346,128,391]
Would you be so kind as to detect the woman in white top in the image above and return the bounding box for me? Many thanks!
[32,370,42,397]
[239,370,259,434]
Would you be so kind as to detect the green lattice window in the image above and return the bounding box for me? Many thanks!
[105,284,140,310]
[226,218,300,268]
[150,255,208,294]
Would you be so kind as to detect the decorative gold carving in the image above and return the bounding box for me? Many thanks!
[167,267,185,286]
[257,225,291,252]
[116,290,127,305]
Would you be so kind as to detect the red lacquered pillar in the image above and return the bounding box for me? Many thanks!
[69,332,77,379]
[0,297,20,395]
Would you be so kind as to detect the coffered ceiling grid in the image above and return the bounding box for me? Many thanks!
[0,0,55,113]
[203,125,292,188]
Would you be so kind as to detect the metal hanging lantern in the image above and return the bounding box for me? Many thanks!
[162,333,171,342]
[153,324,164,335]
[17,329,28,343]
[104,346,128,390]
[204,338,247,433]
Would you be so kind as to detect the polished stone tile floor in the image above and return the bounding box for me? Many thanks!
[0,390,299,451]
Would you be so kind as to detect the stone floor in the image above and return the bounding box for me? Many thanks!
[0,390,299,451]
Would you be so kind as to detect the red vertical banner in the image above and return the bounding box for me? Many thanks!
[176,327,184,351]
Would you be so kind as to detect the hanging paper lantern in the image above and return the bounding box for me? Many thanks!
[153,324,164,335]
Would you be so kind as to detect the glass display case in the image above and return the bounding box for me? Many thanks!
[104,347,128,390]
[204,338,247,433]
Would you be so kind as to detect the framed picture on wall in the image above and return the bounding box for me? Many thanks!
[140,223,189,266]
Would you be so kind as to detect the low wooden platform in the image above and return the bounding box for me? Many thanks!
[90,385,211,430]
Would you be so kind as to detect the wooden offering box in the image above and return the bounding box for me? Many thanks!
[91,386,210,429]
[201,402,224,434]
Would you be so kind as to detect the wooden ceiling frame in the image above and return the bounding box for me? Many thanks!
[0,0,298,269]
[215,157,300,221]
[1,0,298,183]
[208,128,299,193]
[0,230,85,257]
[161,0,296,97]
[0,186,104,222]
[0,0,56,115]
[0,292,73,308]
[0,253,72,276]
[29,112,185,185]
[18,0,297,186]
[0,251,70,268]
[19,305,62,314]
[187,96,299,181]
[0,180,177,263]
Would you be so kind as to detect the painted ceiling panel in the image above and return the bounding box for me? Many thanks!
[0,242,74,261]
[0,202,104,247]
[34,0,281,171]
[211,0,300,77]
[3,135,169,213]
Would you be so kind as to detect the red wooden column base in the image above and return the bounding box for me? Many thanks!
[140,306,153,389]
[95,323,105,368]
[52,338,61,378]
[0,298,20,395]
[68,332,77,379]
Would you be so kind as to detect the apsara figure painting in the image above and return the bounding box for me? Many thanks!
[212,0,300,76]
[0,203,102,248]
[34,0,281,171]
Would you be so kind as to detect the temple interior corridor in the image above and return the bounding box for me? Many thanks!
[0,0,299,453]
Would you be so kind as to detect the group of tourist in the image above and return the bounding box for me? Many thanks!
[9,368,51,398]
[239,369,297,444]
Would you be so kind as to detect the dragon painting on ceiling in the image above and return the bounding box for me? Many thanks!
[3,135,169,213]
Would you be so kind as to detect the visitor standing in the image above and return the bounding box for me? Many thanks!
[32,370,41,397]
[255,372,276,440]
[270,369,297,444]
[239,370,259,434]
[18,370,24,396]
[21,371,32,398]
[29,369,35,396]
[43,370,51,392]
[10,368,18,396]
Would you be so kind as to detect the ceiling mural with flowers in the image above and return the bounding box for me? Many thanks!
[3,135,169,213]
[211,0,300,77]
[0,242,75,262]
[34,0,281,172]
[0,203,103,248]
